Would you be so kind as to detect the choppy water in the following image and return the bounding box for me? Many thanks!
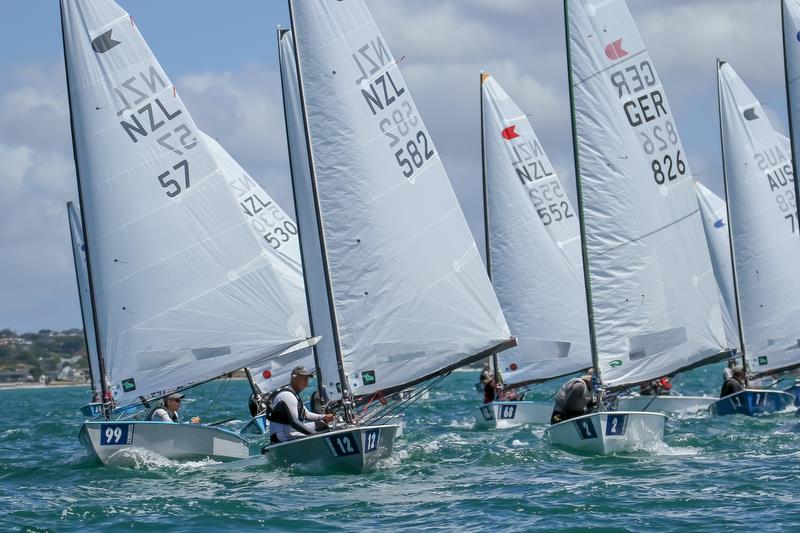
[2,363,800,531]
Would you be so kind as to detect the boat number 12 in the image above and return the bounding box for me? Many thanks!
[99,424,133,446]
[326,432,360,457]
[364,429,380,454]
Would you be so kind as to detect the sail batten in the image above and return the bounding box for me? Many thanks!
[290,0,514,397]
[61,0,309,407]
[566,0,726,388]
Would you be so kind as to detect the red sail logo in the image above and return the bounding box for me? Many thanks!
[501,125,520,140]
[604,39,628,60]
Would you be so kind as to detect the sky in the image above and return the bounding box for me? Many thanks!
[0,0,790,332]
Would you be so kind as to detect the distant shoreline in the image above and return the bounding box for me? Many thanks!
[0,382,87,391]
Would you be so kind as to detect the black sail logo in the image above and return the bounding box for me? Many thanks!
[743,107,759,121]
[92,30,121,53]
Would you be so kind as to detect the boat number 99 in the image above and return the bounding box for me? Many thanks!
[99,423,132,446]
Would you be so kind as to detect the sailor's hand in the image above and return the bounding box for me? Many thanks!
[323,413,335,423]
[190,416,201,424]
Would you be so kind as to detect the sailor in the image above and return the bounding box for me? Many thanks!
[483,376,497,404]
[640,377,672,396]
[479,362,492,386]
[146,392,200,423]
[267,366,335,444]
[720,367,746,398]
[550,372,596,424]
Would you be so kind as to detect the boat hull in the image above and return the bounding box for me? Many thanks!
[545,411,667,455]
[708,389,795,416]
[239,414,268,437]
[615,395,715,414]
[261,425,397,474]
[79,421,252,464]
[784,382,800,405]
[472,401,552,429]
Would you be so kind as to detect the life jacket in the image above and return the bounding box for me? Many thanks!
[265,385,305,425]
[145,406,178,422]
[553,378,590,414]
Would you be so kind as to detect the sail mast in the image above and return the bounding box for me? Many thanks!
[276,26,325,402]
[563,0,601,381]
[66,202,97,395]
[287,0,354,421]
[479,71,501,385]
[59,1,110,413]
[715,59,749,379]
[783,0,800,241]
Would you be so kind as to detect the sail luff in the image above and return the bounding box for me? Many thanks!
[715,59,749,374]
[59,0,110,410]
[286,2,353,416]
[783,0,800,235]
[563,0,602,380]
[479,71,501,386]
[67,202,101,395]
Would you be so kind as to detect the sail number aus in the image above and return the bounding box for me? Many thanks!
[99,423,134,446]
[325,432,360,457]
[605,414,628,436]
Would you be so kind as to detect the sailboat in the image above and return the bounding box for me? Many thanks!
[708,61,798,416]
[61,0,316,464]
[260,0,516,472]
[549,0,729,453]
[476,73,591,428]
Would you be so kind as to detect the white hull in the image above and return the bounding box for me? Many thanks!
[616,394,716,414]
[545,411,667,455]
[79,421,252,465]
[472,401,552,429]
[261,425,397,474]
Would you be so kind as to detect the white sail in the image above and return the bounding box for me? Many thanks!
[567,0,726,387]
[718,61,800,376]
[694,182,740,351]
[277,28,343,401]
[200,131,316,394]
[784,0,800,174]
[61,0,309,407]
[481,74,591,386]
[290,0,514,397]
[67,202,102,394]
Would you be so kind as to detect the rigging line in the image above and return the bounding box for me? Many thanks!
[366,373,449,423]
[202,374,231,421]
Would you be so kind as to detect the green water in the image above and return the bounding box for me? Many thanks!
[1,364,799,531]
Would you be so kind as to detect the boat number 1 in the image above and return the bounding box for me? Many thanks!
[99,424,133,446]
[326,432,360,457]
[575,419,598,440]
[365,429,380,454]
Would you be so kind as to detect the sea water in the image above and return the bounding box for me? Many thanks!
[1,362,799,531]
